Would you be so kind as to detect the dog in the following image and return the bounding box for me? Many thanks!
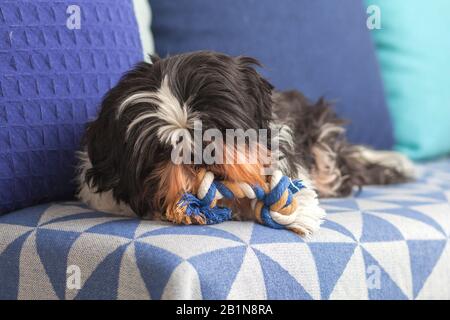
[76,51,414,234]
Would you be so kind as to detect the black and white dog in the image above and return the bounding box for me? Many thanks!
[77,51,413,234]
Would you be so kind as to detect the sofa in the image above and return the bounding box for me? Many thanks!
[1,159,450,299]
[1,0,449,300]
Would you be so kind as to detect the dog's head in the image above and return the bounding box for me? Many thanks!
[83,51,275,217]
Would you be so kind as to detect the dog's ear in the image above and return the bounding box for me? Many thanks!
[83,61,159,192]
[83,109,122,193]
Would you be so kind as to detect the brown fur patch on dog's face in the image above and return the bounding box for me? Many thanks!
[208,143,269,187]
[149,162,197,210]
[209,162,266,187]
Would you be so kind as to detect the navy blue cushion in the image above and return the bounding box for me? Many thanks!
[151,0,393,149]
[0,0,143,214]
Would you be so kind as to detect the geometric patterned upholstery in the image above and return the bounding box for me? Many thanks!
[1,159,449,299]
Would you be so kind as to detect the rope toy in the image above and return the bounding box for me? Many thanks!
[166,169,325,237]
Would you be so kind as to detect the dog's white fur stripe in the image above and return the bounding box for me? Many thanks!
[118,77,198,149]
[117,93,160,119]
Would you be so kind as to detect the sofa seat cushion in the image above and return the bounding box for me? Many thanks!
[1,159,450,299]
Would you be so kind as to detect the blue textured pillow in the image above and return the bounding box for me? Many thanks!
[151,0,393,149]
[0,1,143,214]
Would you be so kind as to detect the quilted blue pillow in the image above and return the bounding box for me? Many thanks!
[0,1,143,214]
[151,0,393,149]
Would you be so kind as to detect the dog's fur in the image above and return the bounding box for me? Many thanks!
[77,51,414,220]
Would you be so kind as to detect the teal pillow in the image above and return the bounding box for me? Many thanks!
[366,0,450,160]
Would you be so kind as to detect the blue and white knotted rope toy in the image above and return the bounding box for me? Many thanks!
[166,169,326,237]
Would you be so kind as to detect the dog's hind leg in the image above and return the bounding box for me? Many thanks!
[312,142,416,197]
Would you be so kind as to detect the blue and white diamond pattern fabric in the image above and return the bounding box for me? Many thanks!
[1,160,450,299]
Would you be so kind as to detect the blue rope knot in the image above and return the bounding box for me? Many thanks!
[176,175,304,227]
[253,177,305,229]
[177,182,232,224]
